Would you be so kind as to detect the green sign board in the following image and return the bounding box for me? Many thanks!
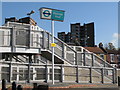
[40,8,65,22]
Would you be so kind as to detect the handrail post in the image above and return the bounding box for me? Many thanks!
[101,68,104,84]
[9,54,12,83]
[115,68,117,83]
[10,27,16,52]
[75,52,78,65]
[61,65,64,83]
[76,65,79,83]
[42,31,46,49]
[83,52,86,66]
[48,32,50,50]
[27,55,32,83]
[45,65,48,83]
[112,68,115,84]
[62,43,65,59]
[89,67,92,83]
[91,53,94,66]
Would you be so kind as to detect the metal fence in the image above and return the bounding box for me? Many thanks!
[0,26,117,84]
[0,61,117,84]
[0,27,116,68]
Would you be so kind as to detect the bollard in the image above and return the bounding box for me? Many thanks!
[17,85,23,90]
[12,82,16,90]
[2,79,6,90]
[118,76,119,86]
[33,83,37,90]
[37,84,48,90]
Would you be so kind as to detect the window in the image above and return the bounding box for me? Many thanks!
[110,54,114,62]
[100,54,104,60]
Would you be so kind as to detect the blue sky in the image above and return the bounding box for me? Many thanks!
[1,2,118,47]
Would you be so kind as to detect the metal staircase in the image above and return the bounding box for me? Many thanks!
[40,30,114,68]
[0,22,117,84]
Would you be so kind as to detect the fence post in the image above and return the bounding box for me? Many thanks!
[112,69,115,84]
[76,65,79,83]
[2,79,6,90]
[17,85,23,90]
[45,65,48,83]
[89,67,92,83]
[115,68,117,83]
[118,76,120,86]
[33,83,38,90]
[12,82,16,90]
[101,68,104,84]
[61,65,64,83]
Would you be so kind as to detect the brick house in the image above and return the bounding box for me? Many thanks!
[84,47,107,60]
[106,49,120,68]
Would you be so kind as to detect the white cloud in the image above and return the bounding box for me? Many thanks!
[111,33,120,48]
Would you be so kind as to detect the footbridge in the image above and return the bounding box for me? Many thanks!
[0,22,117,84]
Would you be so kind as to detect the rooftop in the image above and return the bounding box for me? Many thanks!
[84,47,105,54]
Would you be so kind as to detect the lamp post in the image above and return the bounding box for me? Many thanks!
[27,10,35,17]
[27,10,35,83]
[84,35,89,47]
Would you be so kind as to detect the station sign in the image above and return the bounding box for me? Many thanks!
[40,7,65,22]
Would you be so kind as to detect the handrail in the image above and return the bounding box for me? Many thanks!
[44,30,77,53]
[0,26,115,68]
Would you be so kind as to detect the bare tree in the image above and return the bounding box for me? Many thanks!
[104,43,116,50]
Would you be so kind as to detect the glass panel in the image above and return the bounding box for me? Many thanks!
[79,68,90,83]
[50,68,61,80]
[35,68,45,80]
[19,68,28,81]
[64,66,76,82]
[1,67,9,81]
[92,68,102,83]
[0,30,10,46]
[12,67,17,80]
[15,29,29,46]
[104,69,113,83]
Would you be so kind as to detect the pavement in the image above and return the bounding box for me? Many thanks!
[1,83,120,90]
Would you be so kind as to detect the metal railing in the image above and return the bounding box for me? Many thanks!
[0,61,117,84]
[0,26,117,84]
[0,26,115,68]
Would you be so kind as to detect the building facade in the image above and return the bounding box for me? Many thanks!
[58,22,95,47]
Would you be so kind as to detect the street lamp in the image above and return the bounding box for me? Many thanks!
[27,10,35,16]
[84,35,89,47]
